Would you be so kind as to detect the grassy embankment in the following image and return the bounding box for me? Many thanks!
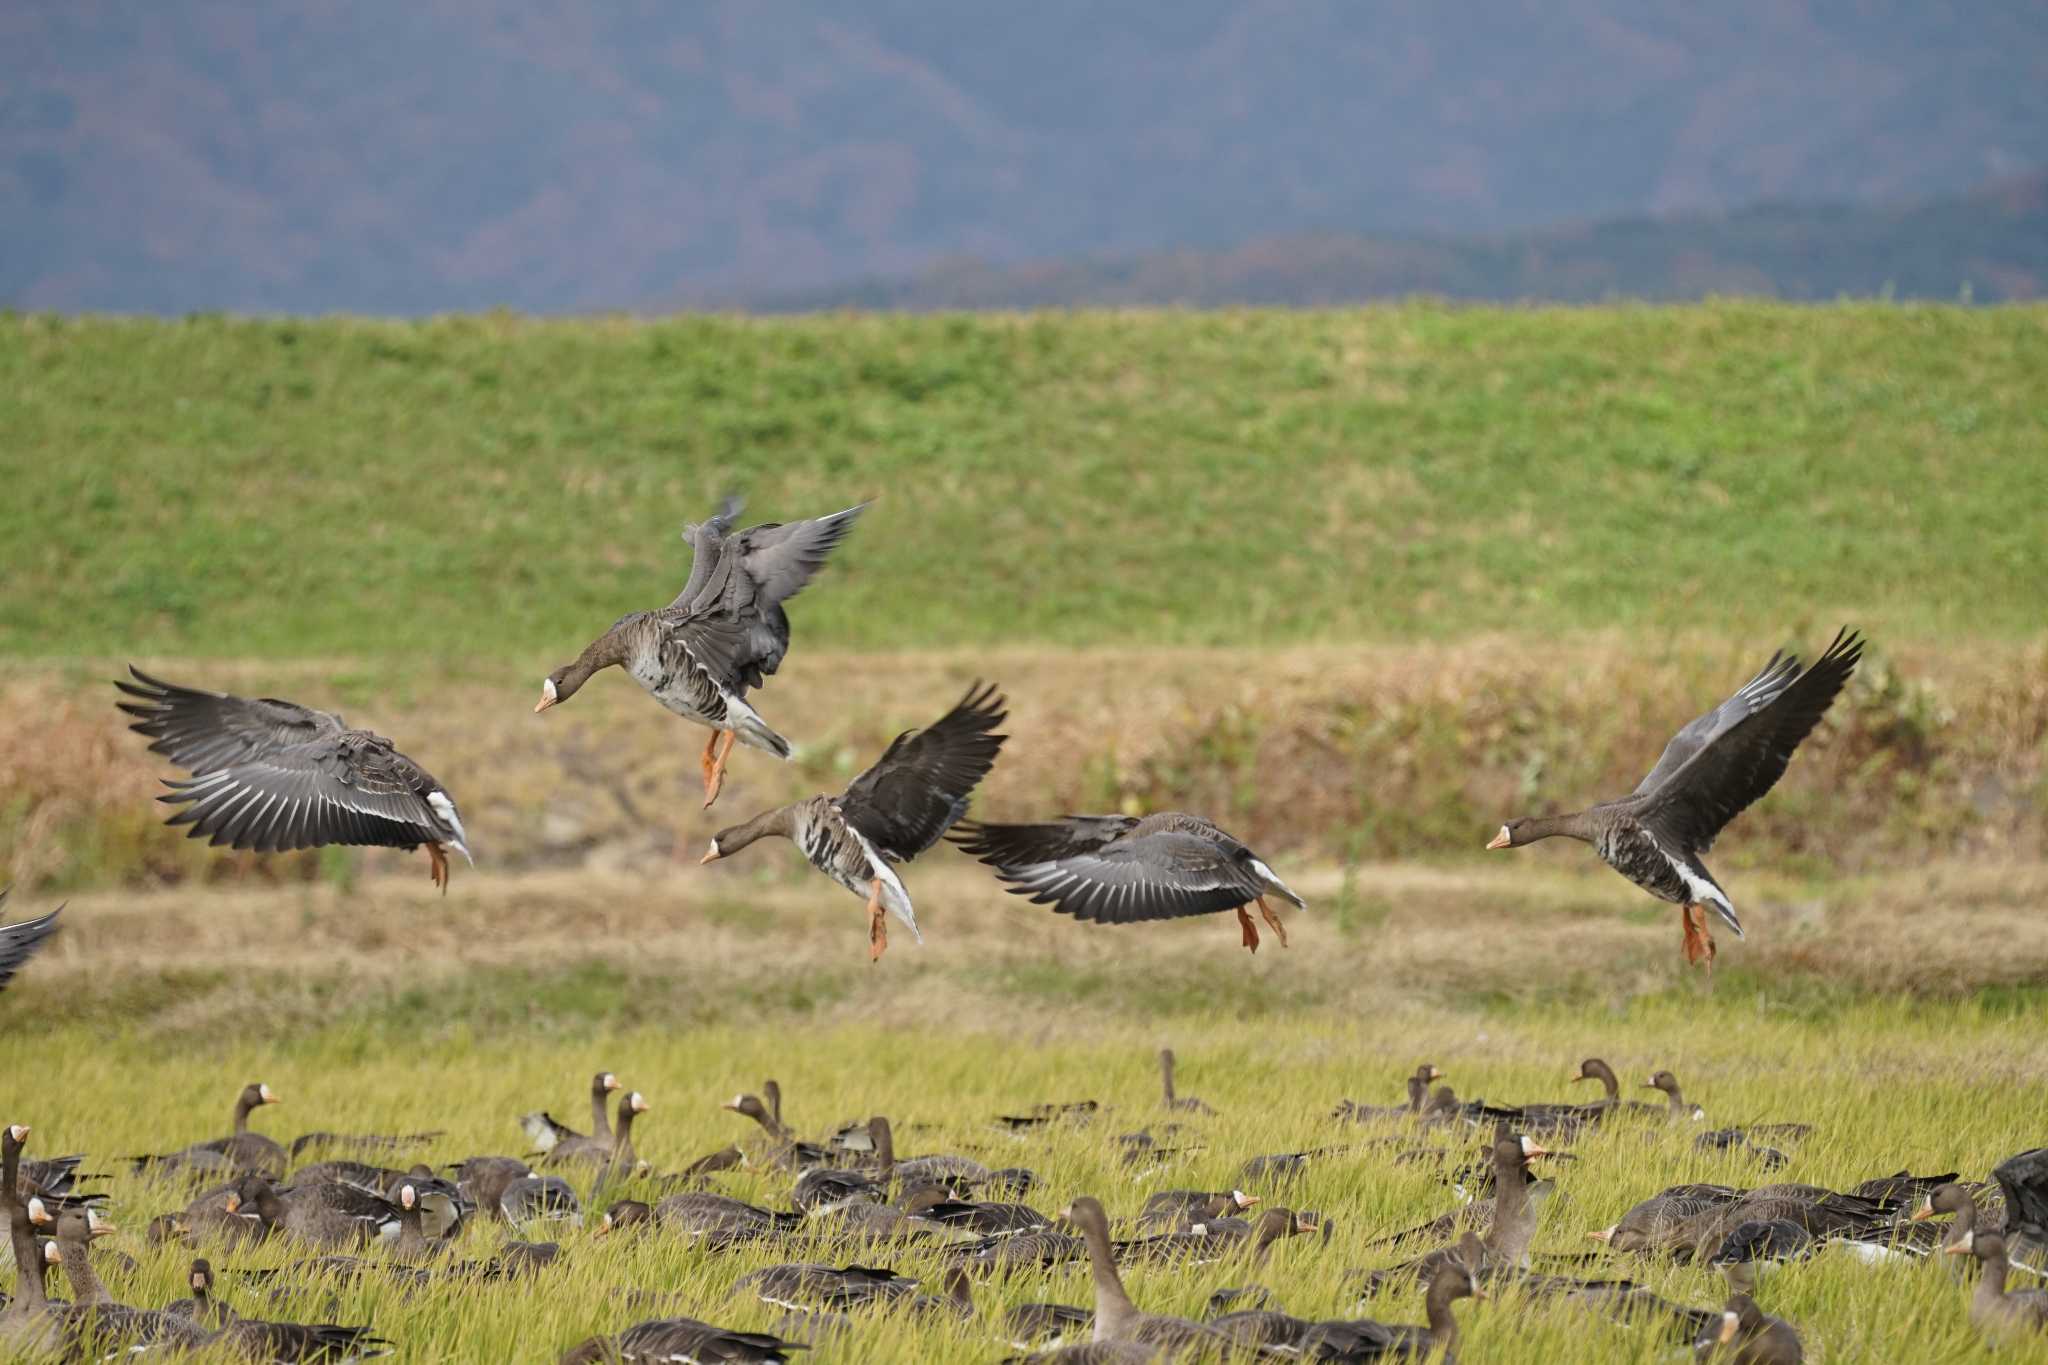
[1,305,2044,895]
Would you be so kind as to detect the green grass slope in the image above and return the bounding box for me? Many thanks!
[4,304,2044,667]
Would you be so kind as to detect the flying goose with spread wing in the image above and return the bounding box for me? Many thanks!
[700,682,1006,960]
[535,496,866,807]
[116,668,472,891]
[1488,629,1862,966]
[0,892,60,996]
[949,812,1305,953]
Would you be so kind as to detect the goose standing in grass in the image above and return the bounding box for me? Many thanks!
[3,1122,56,1342]
[1951,1232,2048,1342]
[129,1083,286,1180]
[520,1071,623,1157]
[1335,1064,1444,1123]
[950,812,1306,952]
[1061,1194,1229,1357]
[1645,1071,1709,1122]
[0,893,60,996]
[1487,629,1862,966]
[535,497,867,808]
[115,668,474,891]
[701,682,1007,960]
[1359,1134,1549,1290]
[43,1207,212,1353]
[1694,1292,1804,1363]
[1569,1059,1664,1119]
[1157,1049,1215,1115]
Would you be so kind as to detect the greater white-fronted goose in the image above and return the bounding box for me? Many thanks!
[1911,1182,2012,1282]
[1950,1232,2048,1342]
[861,1115,991,1189]
[536,497,867,808]
[1335,1064,1444,1123]
[227,1174,401,1250]
[1644,1071,1709,1122]
[950,812,1306,953]
[731,1261,919,1313]
[1591,1185,1744,1253]
[1136,1188,1258,1234]
[1990,1146,2048,1281]
[1005,1301,1094,1350]
[943,1225,1087,1277]
[451,1156,533,1220]
[524,1070,624,1159]
[702,683,1007,960]
[1213,1263,1487,1362]
[1239,1148,1347,1186]
[1000,1343,1160,1364]
[10,1151,103,1214]
[605,1192,790,1248]
[130,1083,286,1180]
[557,1314,806,1364]
[0,892,60,996]
[661,1144,746,1186]
[912,1195,1054,1239]
[1569,1059,1663,1118]
[724,1093,835,1170]
[1062,1194,1228,1357]
[1336,1252,1484,1361]
[596,1092,651,1183]
[997,1100,1101,1132]
[287,1129,444,1162]
[116,668,474,891]
[3,1122,56,1341]
[45,1207,213,1354]
[164,1257,234,1328]
[1704,1219,1814,1295]
[1694,1292,1804,1363]
[162,1255,393,1359]
[1664,1186,1896,1264]
[793,1164,887,1215]
[1487,629,1862,966]
[542,1088,639,1170]
[1156,1049,1215,1115]
[1358,1134,1549,1291]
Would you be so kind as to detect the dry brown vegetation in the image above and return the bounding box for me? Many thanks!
[5,637,2042,895]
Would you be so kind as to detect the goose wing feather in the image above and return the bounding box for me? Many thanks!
[839,682,1007,861]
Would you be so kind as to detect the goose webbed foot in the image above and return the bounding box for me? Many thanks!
[867,877,888,963]
[1681,903,1716,970]
[1256,895,1290,949]
[1236,903,1261,953]
[701,729,736,809]
[426,842,450,894]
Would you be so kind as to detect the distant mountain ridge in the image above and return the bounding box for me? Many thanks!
[746,172,2048,310]
[5,3,2045,313]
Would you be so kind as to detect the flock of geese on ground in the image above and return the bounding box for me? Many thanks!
[0,494,1957,1363]
[2,495,1865,978]
[2,1051,2045,1361]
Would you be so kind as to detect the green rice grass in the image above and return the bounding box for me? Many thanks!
[1,991,2038,1361]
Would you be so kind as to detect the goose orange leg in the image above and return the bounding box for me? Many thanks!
[426,842,450,894]
[1256,895,1290,949]
[1235,904,1261,953]
[701,730,737,808]
[1681,903,1716,970]
[866,877,888,963]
